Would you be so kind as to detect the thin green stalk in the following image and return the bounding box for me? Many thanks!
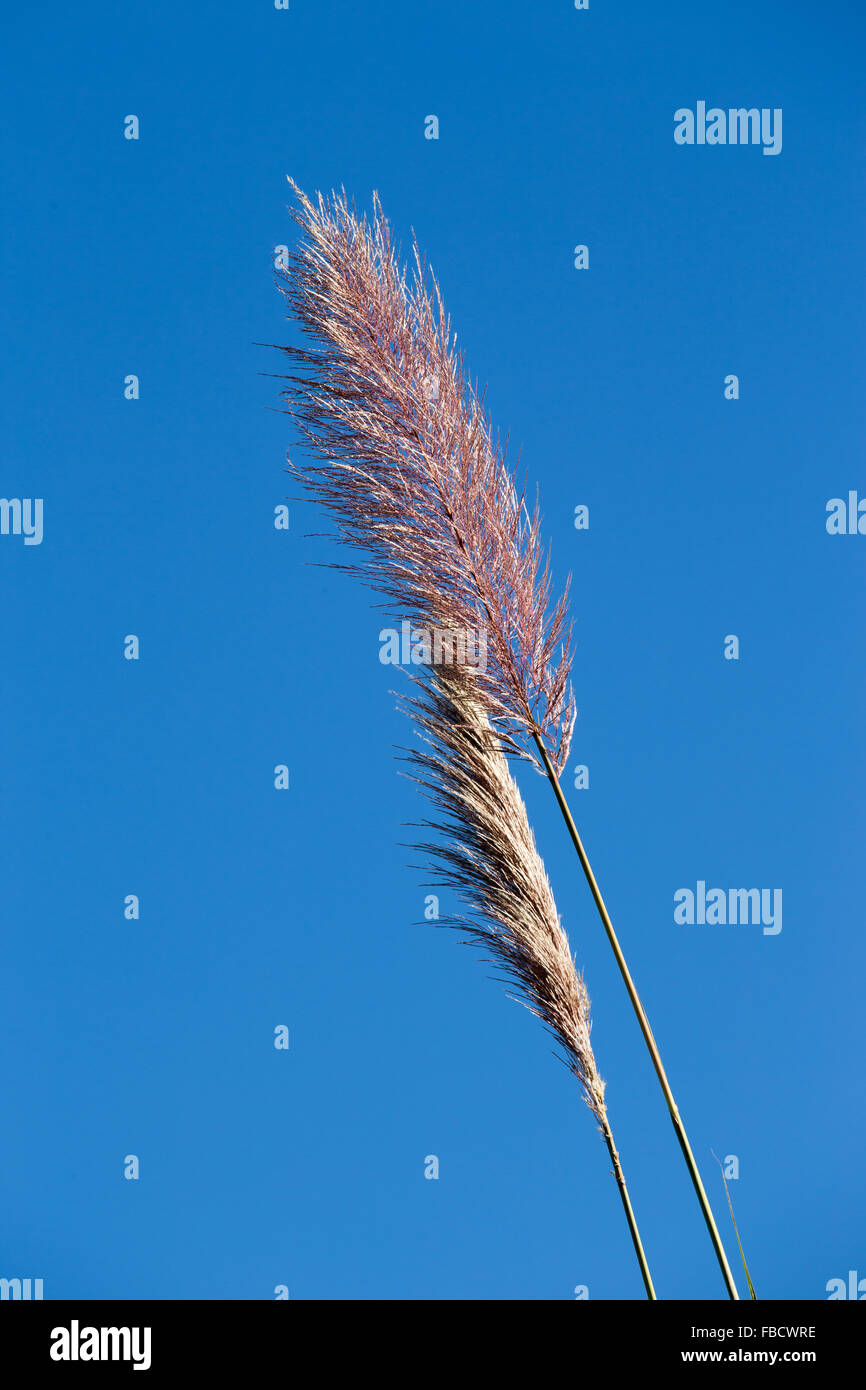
[601,1114,657,1299]
[534,736,740,1301]
[712,1150,757,1299]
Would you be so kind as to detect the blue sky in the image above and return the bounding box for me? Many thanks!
[2,1,864,1300]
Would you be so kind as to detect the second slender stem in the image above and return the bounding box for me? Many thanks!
[600,1114,657,1299]
[535,736,740,1301]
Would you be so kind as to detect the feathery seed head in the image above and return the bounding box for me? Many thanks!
[275,181,576,773]
[404,666,606,1122]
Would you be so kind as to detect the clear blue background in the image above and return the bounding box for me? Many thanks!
[2,0,864,1300]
